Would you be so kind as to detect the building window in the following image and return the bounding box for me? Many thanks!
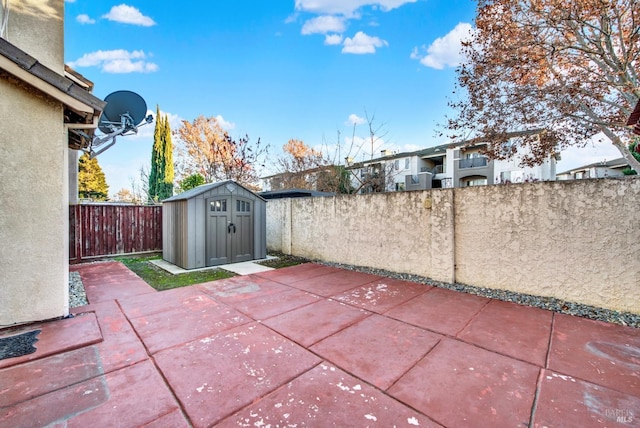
[463,178,487,187]
[396,182,405,191]
[394,160,400,170]
[405,158,410,170]
[500,171,511,183]
[411,175,420,185]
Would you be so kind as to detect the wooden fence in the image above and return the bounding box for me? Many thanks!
[69,204,162,263]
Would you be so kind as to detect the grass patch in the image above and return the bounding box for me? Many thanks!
[115,255,235,291]
[258,253,310,269]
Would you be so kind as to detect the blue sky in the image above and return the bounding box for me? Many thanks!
[64,0,621,195]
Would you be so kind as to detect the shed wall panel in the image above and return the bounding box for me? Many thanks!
[194,197,206,268]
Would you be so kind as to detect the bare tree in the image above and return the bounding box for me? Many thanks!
[174,116,268,188]
[446,0,640,170]
[343,111,402,193]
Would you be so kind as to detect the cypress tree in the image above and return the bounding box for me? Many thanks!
[148,105,174,201]
[78,152,109,201]
[159,113,174,199]
[148,105,161,202]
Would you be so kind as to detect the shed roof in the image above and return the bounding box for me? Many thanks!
[163,180,266,202]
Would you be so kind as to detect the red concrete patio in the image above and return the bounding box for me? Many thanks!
[1,261,639,427]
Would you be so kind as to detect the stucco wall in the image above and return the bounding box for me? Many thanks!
[6,0,64,73]
[454,180,639,313]
[267,191,456,282]
[266,179,640,314]
[0,78,69,325]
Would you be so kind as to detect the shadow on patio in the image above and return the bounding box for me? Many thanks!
[1,261,639,427]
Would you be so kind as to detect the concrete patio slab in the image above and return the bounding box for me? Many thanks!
[153,322,321,428]
[1,261,638,427]
[287,269,383,297]
[126,293,251,354]
[71,261,156,303]
[70,300,149,373]
[386,287,489,336]
[457,299,554,366]
[332,277,431,314]
[532,369,640,427]
[0,312,102,370]
[263,299,371,347]
[388,338,540,427]
[311,314,442,390]
[217,363,443,427]
[255,263,344,285]
[1,360,181,427]
[548,313,640,397]
[0,346,102,408]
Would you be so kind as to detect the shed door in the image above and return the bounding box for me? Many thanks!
[206,196,254,266]
[206,198,231,266]
[232,197,254,263]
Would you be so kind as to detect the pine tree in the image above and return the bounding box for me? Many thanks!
[78,153,109,201]
[148,105,174,201]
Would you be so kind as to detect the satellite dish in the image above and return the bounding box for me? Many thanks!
[98,90,149,134]
[86,90,153,157]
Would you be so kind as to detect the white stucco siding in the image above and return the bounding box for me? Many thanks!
[0,79,69,325]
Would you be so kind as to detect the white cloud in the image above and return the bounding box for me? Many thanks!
[324,34,343,45]
[301,15,346,35]
[342,31,388,54]
[411,22,473,70]
[68,49,158,74]
[295,0,416,17]
[346,114,366,125]
[161,112,184,132]
[76,14,95,24]
[102,4,156,26]
[215,115,236,131]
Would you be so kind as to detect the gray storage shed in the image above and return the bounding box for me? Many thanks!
[162,180,267,269]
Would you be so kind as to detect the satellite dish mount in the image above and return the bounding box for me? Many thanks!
[84,90,153,157]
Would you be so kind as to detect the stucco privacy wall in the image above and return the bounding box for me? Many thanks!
[454,179,640,313]
[268,191,456,283]
[266,178,640,314]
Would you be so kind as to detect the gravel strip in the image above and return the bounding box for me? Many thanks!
[69,271,88,308]
[316,260,639,329]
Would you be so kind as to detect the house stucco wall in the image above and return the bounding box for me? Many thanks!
[0,78,69,325]
[266,179,639,314]
[5,0,64,73]
[0,0,68,325]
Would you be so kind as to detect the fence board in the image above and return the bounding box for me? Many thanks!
[69,204,162,262]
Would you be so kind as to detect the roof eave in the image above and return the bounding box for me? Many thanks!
[0,38,105,122]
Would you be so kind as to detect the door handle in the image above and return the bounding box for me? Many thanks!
[228,223,236,234]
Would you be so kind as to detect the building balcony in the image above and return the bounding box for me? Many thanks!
[459,157,488,169]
